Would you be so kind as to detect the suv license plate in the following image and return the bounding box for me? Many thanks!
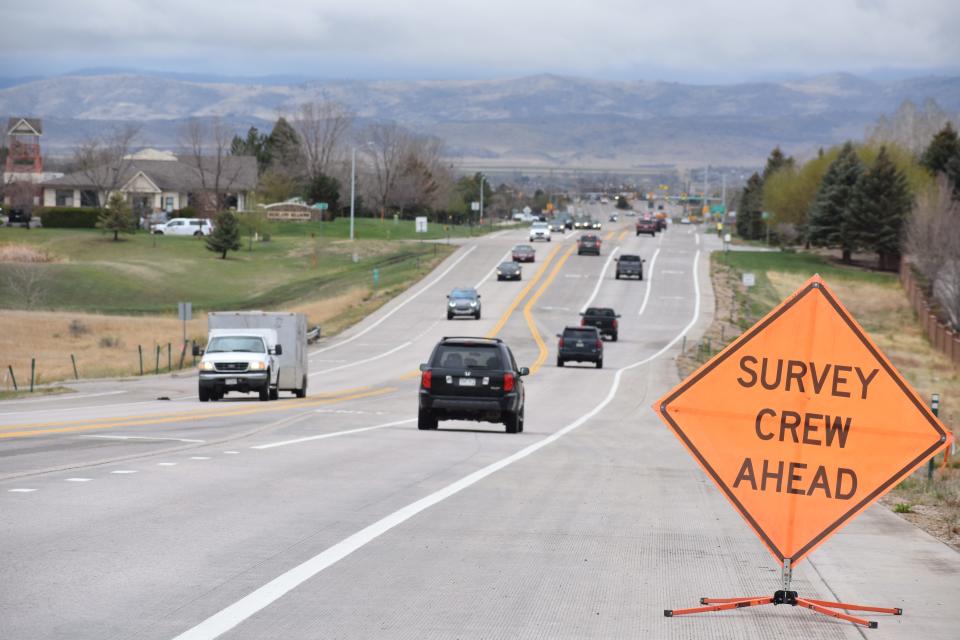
[225,378,237,385]
[576,341,584,347]
[458,378,476,387]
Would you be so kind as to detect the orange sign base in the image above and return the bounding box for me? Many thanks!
[665,591,902,629]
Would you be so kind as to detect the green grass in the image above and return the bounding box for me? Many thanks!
[268,217,517,240]
[0,227,454,314]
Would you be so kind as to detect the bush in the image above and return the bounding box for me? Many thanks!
[68,319,89,337]
[99,336,122,348]
[178,207,197,218]
[38,207,100,229]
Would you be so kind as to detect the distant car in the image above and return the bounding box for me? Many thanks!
[608,213,618,222]
[557,326,603,369]
[636,218,657,236]
[590,220,602,230]
[577,234,602,256]
[151,218,213,236]
[581,306,620,341]
[548,220,565,233]
[680,217,691,225]
[418,337,528,433]
[5,207,31,226]
[574,217,589,230]
[654,216,667,232]
[529,222,551,242]
[615,254,644,280]
[447,288,482,320]
[512,244,536,262]
[624,210,637,217]
[496,261,522,281]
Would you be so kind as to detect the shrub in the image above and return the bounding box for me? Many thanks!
[99,336,122,348]
[68,319,89,337]
[178,207,197,218]
[38,207,100,229]
[893,503,913,513]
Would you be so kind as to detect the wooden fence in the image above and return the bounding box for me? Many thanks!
[901,263,960,366]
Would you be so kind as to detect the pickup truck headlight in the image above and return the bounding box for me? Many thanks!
[469,301,477,307]
[496,269,502,275]
[199,361,215,371]
[448,301,456,307]
[249,361,267,371]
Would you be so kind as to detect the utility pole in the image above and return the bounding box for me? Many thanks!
[479,174,485,225]
[349,147,356,242]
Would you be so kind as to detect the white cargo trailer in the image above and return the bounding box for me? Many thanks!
[207,311,309,398]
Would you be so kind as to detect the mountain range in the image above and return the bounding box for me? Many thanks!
[2,71,959,168]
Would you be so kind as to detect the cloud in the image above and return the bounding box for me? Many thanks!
[2,0,958,79]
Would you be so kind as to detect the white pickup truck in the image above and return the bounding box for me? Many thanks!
[193,312,308,402]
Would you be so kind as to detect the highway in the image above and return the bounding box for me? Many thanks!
[1,214,958,640]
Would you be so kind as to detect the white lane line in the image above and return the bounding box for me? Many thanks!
[190,456,211,461]
[170,250,703,640]
[637,248,661,317]
[0,390,125,409]
[309,245,477,356]
[82,435,207,443]
[8,488,37,493]
[65,477,92,482]
[157,462,178,466]
[696,233,701,245]
[661,269,685,275]
[580,247,620,312]
[223,451,239,455]
[309,341,412,378]
[411,320,440,343]
[110,470,138,475]
[474,250,513,290]
[250,418,416,450]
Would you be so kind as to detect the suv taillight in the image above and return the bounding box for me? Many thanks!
[596,339,603,349]
[580,317,586,326]
[503,372,515,392]
[421,370,432,389]
[558,336,565,348]
[612,319,618,330]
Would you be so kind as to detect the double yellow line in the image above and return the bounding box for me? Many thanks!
[524,245,576,374]
[0,386,396,440]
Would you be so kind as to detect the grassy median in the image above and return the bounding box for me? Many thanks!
[679,248,960,550]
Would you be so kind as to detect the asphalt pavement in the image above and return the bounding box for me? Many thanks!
[1,212,958,640]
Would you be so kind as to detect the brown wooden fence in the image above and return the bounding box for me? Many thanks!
[901,263,960,366]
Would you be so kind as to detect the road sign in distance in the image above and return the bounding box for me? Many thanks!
[654,275,948,565]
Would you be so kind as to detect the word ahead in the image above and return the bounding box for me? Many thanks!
[654,275,947,565]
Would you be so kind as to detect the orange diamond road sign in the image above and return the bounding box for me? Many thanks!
[654,275,949,566]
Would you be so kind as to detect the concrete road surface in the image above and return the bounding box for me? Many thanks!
[1,215,957,640]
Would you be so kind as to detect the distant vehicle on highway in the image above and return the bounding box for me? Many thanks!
[548,220,565,233]
[577,234,602,255]
[654,215,667,232]
[590,219,602,230]
[581,306,620,341]
[615,254,644,280]
[512,244,536,262]
[418,337,528,432]
[496,261,522,281]
[194,311,308,401]
[151,217,213,236]
[608,213,618,222]
[636,218,657,236]
[529,221,551,242]
[679,217,691,225]
[557,326,603,368]
[447,287,482,320]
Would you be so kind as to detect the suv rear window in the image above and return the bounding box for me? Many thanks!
[585,308,615,316]
[563,329,598,340]
[620,254,640,262]
[432,345,503,370]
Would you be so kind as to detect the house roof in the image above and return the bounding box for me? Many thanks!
[7,118,42,135]
[42,155,257,192]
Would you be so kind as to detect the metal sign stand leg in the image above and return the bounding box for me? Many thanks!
[665,558,902,629]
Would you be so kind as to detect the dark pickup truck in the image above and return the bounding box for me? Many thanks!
[577,234,602,255]
[557,326,603,368]
[418,336,528,433]
[615,254,644,280]
[581,307,620,341]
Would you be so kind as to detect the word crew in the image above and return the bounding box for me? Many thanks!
[731,355,879,500]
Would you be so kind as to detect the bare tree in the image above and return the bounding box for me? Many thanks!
[292,99,353,182]
[907,176,960,328]
[362,122,409,217]
[5,263,50,309]
[73,125,140,208]
[392,135,453,215]
[4,178,38,224]
[181,117,246,215]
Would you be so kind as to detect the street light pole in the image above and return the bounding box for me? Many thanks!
[479,174,485,225]
[350,147,356,242]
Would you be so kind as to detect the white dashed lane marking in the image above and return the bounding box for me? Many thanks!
[111,470,138,475]
[8,488,36,493]
[65,478,92,483]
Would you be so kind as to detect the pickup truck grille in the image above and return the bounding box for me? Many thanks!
[215,362,248,372]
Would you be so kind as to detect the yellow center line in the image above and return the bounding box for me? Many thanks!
[0,387,396,439]
[524,245,577,374]
[604,230,615,241]
[618,229,629,241]
[486,243,563,339]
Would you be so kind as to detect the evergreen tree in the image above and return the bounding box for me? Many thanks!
[97,192,135,241]
[205,211,241,259]
[303,173,341,213]
[946,154,960,201]
[808,142,863,263]
[848,147,913,271]
[735,173,764,240]
[762,146,795,182]
[231,126,270,174]
[920,123,960,175]
[266,117,302,173]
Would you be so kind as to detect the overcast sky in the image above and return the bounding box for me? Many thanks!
[3,0,959,82]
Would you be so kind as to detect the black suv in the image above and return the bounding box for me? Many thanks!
[418,337,528,433]
[557,326,603,368]
[577,234,602,255]
[615,254,644,280]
